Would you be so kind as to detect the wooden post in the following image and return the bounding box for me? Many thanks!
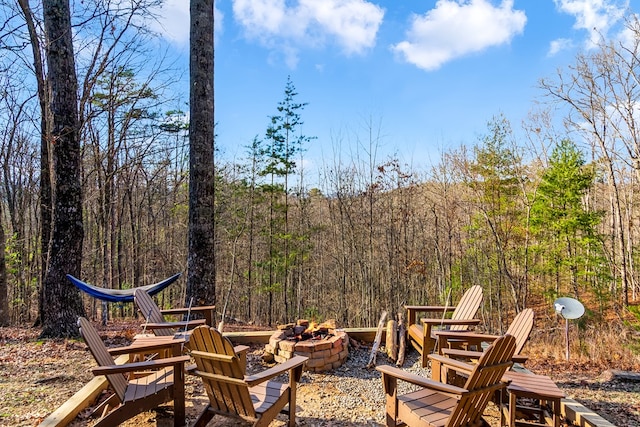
[396,309,406,367]
[366,310,387,368]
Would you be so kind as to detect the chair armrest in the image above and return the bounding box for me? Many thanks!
[440,348,483,360]
[245,355,308,387]
[405,305,453,312]
[190,347,248,360]
[185,346,249,375]
[441,348,528,364]
[432,331,498,341]
[161,305,215,315]
[428,354,475,375]
[434,330,496,353]
[144,319,206,330]
[234,345,249,370]
[107,339,186,356]
[234,345,250,355]
[376,365,467,397]
[92,355,190,376]
[161,306,216,326]
[512,354,528,364]
[405,305,455,325]
[428,353,476,382]
[421,318,481,326]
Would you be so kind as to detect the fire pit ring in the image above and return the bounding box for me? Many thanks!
[263,320,349,372]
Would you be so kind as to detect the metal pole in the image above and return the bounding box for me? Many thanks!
[565,317,570,361]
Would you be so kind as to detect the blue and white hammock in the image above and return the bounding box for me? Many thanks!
[66,273,181,303]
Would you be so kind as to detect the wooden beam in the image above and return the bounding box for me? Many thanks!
[344,327,386,343]
[561,398,618,427]
[222,328,387,344]
[40,354,129,427]
[223,330,274,344]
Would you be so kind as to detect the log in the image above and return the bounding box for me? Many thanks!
[366,310,387,368]
[396,309,406,367]
[349,337,362,350]
[601,369,640,382]
[386,319,398,361]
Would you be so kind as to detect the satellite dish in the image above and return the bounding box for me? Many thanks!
[553,297,585,320]
[553,297,585,361]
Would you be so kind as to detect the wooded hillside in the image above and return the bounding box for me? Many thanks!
[1,4,640,335]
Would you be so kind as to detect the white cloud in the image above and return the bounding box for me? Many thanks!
[554,0,628,48]
[152,0,224,46]
[548,37,574,56]
[391,0,526,71]
[232,0,384,66]
[301,0,384,54]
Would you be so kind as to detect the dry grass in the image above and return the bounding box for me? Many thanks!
[525,316,640,371]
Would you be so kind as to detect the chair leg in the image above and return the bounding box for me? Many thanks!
[419,336,436,368]
[193,405,215,427]
[173,366,186,427]
[381,372,400,427]
[90,393,119,419]
[420,348,429,368]
[289,379,297,427]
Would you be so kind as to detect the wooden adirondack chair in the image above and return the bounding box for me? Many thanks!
[406,285,483,367]
[436,308,534,365]
[188,325,308,427]
[77,317,189,427]
[377,334,516,427]
[134,288,210,337]
[133,289,250,373]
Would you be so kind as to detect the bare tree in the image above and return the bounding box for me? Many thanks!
[186,0,216,306]
[15,0,54,326]
[539,16,640,305]
[0,197,6,326]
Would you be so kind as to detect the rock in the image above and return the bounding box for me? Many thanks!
[601,369,640,382]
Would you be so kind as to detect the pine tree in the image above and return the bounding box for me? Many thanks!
[531,139,604,298]
[259,76,315,323]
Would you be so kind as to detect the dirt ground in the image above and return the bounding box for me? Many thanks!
[1,322,639,426]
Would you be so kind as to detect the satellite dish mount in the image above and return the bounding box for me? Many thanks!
[554,297,585,361]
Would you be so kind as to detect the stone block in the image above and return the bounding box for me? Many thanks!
[330,345,343,356]
[273,354,288,364]
[279,340,296,352]
[312,341,332,351]
[305,357,327,368]
[294,341,316,352]
[279,349,294,359]
[325,353,340,364]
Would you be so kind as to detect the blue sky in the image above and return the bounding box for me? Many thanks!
[150,0,632,176]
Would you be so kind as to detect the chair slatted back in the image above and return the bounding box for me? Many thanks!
[78,317,128,401]
[448,334,516,427]
[189,325,256,419]
[134,289,174,336]
[449,285,483,331]
[506,308,534,355]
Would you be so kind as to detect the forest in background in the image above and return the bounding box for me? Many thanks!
[1,3,640,339]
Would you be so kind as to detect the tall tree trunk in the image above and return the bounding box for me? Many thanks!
[40,0,84,338]
[186,0,216,306]
[0,202,8,326]
[17,0,53,327]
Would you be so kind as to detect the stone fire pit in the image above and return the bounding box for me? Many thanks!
[263,320,349,372]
